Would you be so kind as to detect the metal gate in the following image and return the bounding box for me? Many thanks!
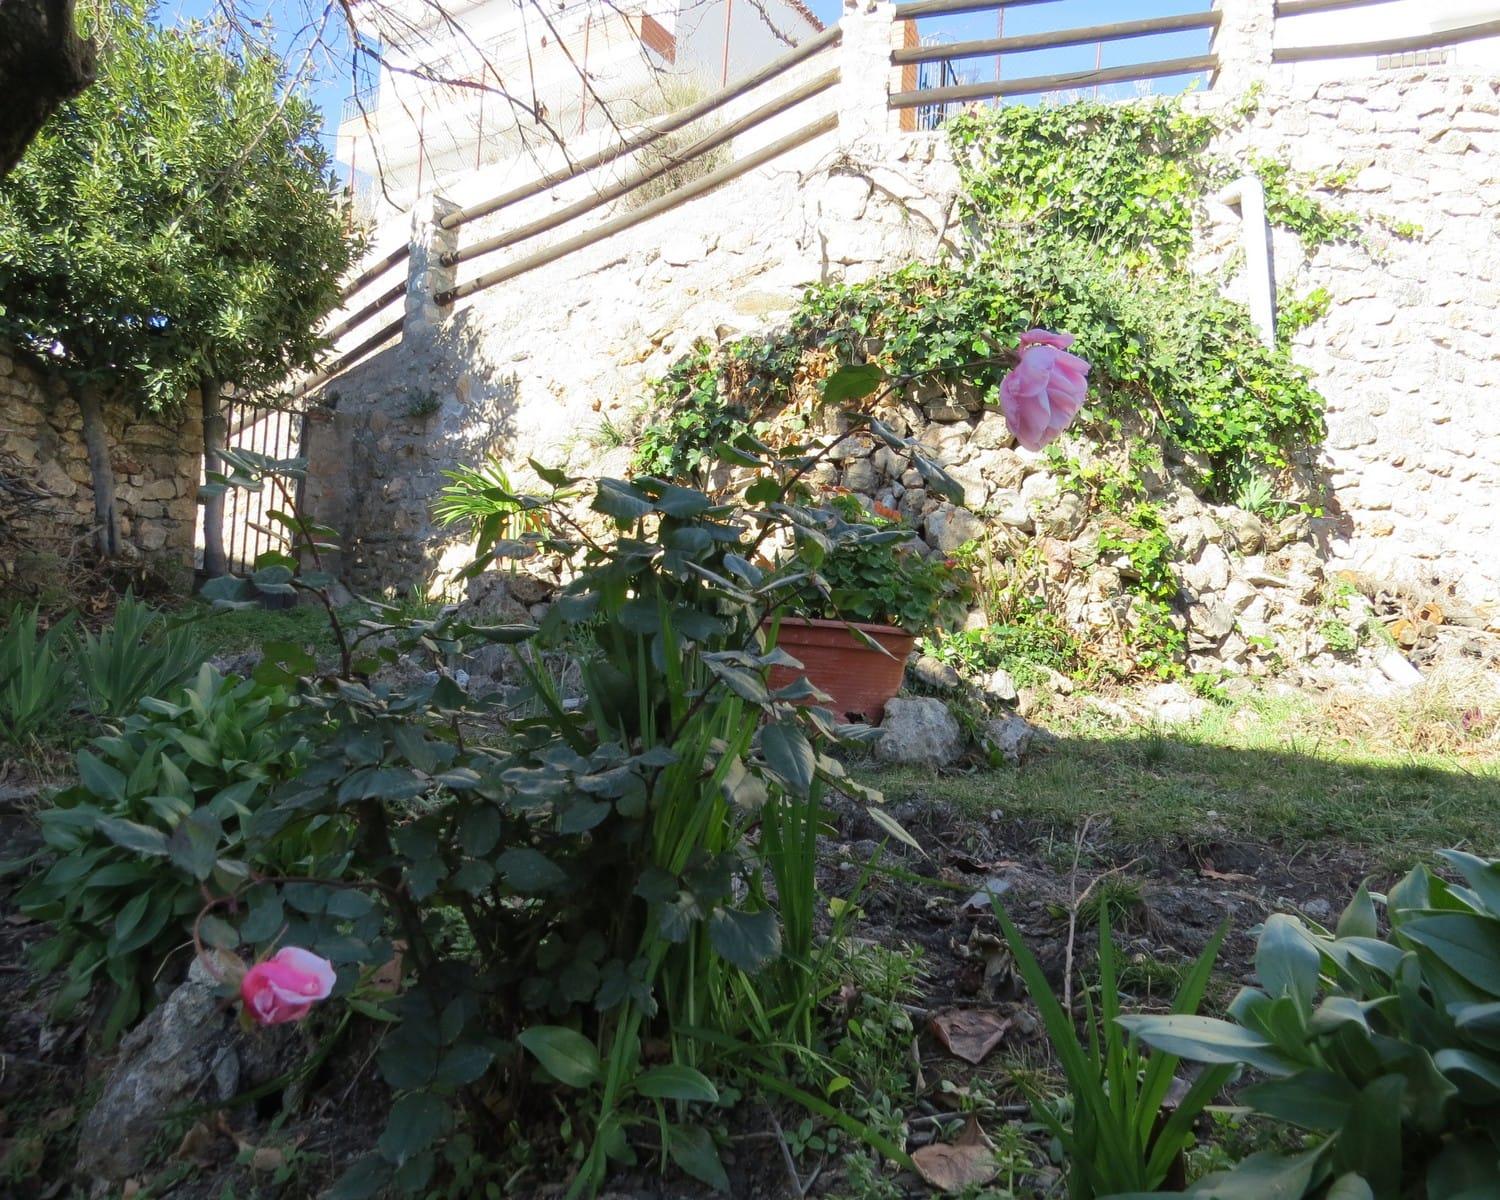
[219,398,304,574]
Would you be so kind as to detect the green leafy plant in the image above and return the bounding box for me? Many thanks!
[0,606,74,746]
[789,495,974,632]
[185,364,938,1198]
[432,458,552,547]
[992,900,1231,1198]
[1122,852,1500,1198]
[71,591,206,719]
[17,664,318,1042]
[1252,155,1361,250]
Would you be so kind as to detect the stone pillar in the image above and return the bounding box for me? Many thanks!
[1210,0,1274,98]
[404,191,460,349]
[836,0,898,143]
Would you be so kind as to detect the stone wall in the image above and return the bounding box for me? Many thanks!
[1203,70,1500,621]
[0,347,202,592]
[306,1,1500,629]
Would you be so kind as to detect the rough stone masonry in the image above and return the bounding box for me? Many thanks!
[307,0,1500,629]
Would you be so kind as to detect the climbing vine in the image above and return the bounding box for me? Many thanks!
[630,95,1339,676]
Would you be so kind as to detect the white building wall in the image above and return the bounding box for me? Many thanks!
[1274,0,1500,86]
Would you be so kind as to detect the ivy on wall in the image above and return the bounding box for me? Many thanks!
[631,96,1345,676]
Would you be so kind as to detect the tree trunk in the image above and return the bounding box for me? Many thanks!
[200,379,228,578]
[73,384,119,558]
[0,0,95,178]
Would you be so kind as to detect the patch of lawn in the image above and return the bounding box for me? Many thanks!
[184,599,341,662]
[858,694,1500,863]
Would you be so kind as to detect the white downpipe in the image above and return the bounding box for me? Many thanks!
[1216,174,1277,348]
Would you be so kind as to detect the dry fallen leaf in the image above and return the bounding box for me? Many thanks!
[912,1114,1001,1193]
[369,944,405,994]
[930,1009,1012,1066]
[173,1121,218,1166]
[251,1146,286,1172]
[121,1181,141,1199]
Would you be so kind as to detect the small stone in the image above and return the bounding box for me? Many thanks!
[1375,648,1422,688]
[984,667,1018,703]
[1224,509,1265,553]
[909,654,962,692]
[874,697,965,767]
[981,714,1035,766]
[1137,682,1209,726]
[923,504,985,552]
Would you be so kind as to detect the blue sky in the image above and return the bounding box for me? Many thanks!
[161,0,1213,166]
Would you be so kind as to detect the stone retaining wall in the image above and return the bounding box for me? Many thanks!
[1204,70,1500,620]
[0,347,202,592]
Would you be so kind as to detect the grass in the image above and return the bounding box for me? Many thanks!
[857,691,1500,864]
[187,599,341,662]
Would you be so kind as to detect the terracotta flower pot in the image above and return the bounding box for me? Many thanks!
[764,617,916,724]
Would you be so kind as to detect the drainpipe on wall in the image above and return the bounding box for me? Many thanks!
[1215,173,1277,348]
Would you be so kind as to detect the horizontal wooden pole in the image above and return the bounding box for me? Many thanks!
[894,0,1058,20]
[1272,17,1500,62]
[893,11,1221,65]
[439,113,838,304]
[439,26,840,231]
[338,243,409,303]
[292,316,403,398]
[1275,0,1390,16]
[446,69,838,268]
[322,279,406,343]
[889,53,1218,108]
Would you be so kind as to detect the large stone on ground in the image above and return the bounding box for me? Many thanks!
[874,697,965,766]
[909,654,962,692]
[1135,681,1209,726]
[980,714,1036,765]
[79,960,298,1181]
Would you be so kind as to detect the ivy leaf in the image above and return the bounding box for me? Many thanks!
[822,362,885,406]
[325,1155,392,1200]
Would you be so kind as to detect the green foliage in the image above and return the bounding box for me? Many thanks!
[0,606,74,746]
[1097,508,1187,678]
[171,373,950,1197]
[992,900,1231,1198]
[0,0,359,409]
[1252,155,1361,250]
[947,99,1220,270]
[1123,852,1500,1199]
[788,495,974,632]
[924,603,1088,687]
[71,591,205,719]
[432,458,553,548]
[1277,286,1333,349]
[631,342,760,480]
[17,665,318,1043]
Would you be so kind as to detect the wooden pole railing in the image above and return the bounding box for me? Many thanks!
[437,113,838,305]
[893,0,1059,20]
[1272,17,1500,62]
[889,53,1218,108]
[338,243,410,303]
[437,24,841,231]
[443,68,839,269]
[1274,0,1389,16]
[892,10,1222,66]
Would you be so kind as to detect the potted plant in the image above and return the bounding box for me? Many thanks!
[767,494,974,723]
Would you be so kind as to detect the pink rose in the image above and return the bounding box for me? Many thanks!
[240,947,336,1026]
[1000,329,1090,452]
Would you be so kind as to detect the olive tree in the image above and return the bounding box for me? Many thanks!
[0,0,358,572]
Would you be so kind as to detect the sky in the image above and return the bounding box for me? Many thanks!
[159,0,1215,173]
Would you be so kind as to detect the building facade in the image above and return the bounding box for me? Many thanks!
[335,0,823,219]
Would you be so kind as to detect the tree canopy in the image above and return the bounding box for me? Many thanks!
[0,0,359,411]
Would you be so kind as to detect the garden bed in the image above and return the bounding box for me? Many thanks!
[6,683,1490,1198]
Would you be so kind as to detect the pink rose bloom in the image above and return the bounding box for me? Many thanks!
[1000,329,1091,452]
[240,947,336,1026]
